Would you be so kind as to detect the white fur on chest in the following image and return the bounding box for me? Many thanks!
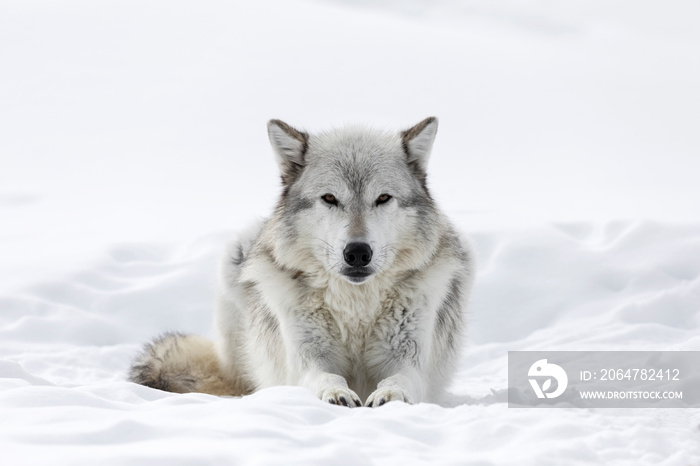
[320,276,393,330]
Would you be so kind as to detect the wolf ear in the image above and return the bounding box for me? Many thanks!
[267,119,309,185]
[401,117,438,175]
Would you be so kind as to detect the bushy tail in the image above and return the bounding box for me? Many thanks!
[128,332,244,396]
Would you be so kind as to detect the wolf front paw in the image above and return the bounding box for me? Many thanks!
[365,387,413,407]
[320,387,363,407]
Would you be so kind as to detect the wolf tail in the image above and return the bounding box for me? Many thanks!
[128,332,245,396]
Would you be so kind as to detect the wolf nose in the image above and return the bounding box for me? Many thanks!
[343,242,373,267]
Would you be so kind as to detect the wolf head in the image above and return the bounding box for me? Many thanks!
[266,118,444,285]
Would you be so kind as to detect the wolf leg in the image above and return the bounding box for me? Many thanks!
[299,371,363,407]
[273,307,364,407]
[365,368,427,407]
[364,303,435,406]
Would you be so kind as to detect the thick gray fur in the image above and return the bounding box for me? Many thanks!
[129,117,475,407]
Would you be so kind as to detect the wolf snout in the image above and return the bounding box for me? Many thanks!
[343,242,373,267]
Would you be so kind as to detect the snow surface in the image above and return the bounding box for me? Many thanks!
[1,0,699,464]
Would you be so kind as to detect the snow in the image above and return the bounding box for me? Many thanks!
[1,0,699,464]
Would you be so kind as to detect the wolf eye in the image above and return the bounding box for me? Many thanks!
[375,194,392,206]
[321,194,338,205]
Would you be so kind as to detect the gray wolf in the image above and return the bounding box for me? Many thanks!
[129,117,475,407]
